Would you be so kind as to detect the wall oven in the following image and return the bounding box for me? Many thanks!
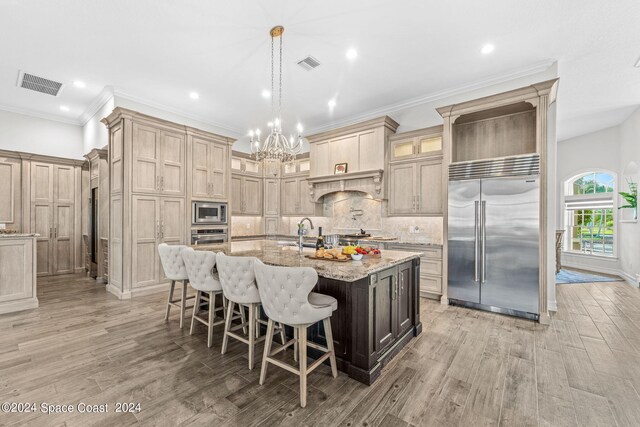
[192,201,227,225]
[191,228,228,245]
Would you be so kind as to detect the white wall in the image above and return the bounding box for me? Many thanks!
[557,109,640,285]
[618,107,640,284]
[82,96,115,153]
[0,109,84,159]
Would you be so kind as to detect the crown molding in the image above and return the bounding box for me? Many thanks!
[0,103,82,126]
[112,88,243,138]
[80,86,115,126]
[305,60,556,135]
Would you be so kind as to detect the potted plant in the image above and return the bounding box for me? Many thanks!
[618,179,638,220]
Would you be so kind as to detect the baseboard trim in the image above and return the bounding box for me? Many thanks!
[0,297,39,314]
[106,283,131,300]
[131,281,174,298]
[547,300,558,312]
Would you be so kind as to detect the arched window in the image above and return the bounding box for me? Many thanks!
[564,171,616,256]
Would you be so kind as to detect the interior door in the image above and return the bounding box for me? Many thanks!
[132,124,160,194]
[447,179,481,304]
[131,195,159,288]
[480,177,540,314]
[159,131,185,195]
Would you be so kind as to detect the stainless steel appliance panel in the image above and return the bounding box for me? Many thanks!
[480,176,539,314]
[447,179,481,304]
[192,202,227,225]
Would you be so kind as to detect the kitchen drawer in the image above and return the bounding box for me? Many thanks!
[420,275,442,294]
[387,244,442,260]
[420,247,442,259]
[421,258,442,276]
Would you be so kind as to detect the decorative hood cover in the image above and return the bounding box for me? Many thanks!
[307,169,385,202]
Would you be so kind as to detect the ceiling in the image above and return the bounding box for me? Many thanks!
[0,0,639,142]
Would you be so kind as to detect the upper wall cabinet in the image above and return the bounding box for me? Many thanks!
[231,155,262,176]
[131,123,185,196]
[307,116,399,178]
[282,157,310,176]
[390,129,443,162]
[0,155,21,230]
[190,135,229,201]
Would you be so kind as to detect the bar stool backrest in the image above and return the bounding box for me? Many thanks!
[216,253,261,304]
[158,243,188,281]
[254,260,330,326]
[181,248,221,292]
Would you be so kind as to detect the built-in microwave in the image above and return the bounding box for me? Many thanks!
[192,201,227,225]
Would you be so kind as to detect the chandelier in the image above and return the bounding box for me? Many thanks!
[250,25,304,162]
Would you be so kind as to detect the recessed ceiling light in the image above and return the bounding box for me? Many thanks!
[261,89,271,98]
[73,80,86,89]
[346,48,358,60]
[189,92,199,100]
[481,44,495,55]
[328,99,336,108]
[59,105,70,112]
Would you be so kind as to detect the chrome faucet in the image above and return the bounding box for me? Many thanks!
[297,217,314,254]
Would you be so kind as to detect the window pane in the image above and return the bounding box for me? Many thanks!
[565,207,614,257]
[595,173,614,193]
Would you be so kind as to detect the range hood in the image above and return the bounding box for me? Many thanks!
[305,116,399,202]
[307,169,385,201]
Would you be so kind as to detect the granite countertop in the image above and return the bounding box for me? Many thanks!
[0,233,40,238]
[193,239,422,281]
[231,234,442,247]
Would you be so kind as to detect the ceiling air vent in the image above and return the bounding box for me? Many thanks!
[17,72,63,96]
[297,56,321,71]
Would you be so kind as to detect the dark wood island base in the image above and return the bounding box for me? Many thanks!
[306,258,422,385]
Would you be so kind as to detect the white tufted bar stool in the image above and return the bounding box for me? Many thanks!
[181,248,228,348]
[216,253,267,370]
[158,243,194,328]
[254,260,338,408]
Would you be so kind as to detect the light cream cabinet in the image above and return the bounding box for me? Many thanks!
[104,107,233,299]
[0,156,22,231]
[387,244,443,299]
[132,123,185,196]
[0,236,38,314]
[231,174,262,216]
[390,134,442,161]
[281,176,318,216]
[191,136,228,201]
[131,195,185,289]
[264,178,279,216]
[388,161,442,216]
[30,162,78,276]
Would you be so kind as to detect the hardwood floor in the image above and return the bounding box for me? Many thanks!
[2,274,640,426]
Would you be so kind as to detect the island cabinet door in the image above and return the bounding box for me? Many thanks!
[373,266,398,354]
[396,261,413,336]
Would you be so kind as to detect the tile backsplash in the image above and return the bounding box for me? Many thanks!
[280,191,442,244]
[231,191,443,244]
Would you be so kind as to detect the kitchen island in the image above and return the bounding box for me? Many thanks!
[194,239,422,385]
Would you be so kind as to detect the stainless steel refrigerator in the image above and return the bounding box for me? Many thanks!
[447,155,540,320]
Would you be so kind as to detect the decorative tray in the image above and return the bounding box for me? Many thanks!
[304,255,350,263]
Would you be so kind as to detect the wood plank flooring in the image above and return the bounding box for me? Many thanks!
[2,274,640,426]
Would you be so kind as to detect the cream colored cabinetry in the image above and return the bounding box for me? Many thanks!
[387,244,443,298]
[84,149,109,282]
[0,236,38,314]
[132,123,185,196]
[0,155,22,231]
[30,162,79,276]
[388,126,444,217]
[281,176,318,216]
[131,195,184,289]
[190,136,228,201]
[231,174,263,216]
[264,178,279,216]
[104,108,233,299]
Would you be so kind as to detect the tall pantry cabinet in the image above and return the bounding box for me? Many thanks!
[102,108,233,299]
